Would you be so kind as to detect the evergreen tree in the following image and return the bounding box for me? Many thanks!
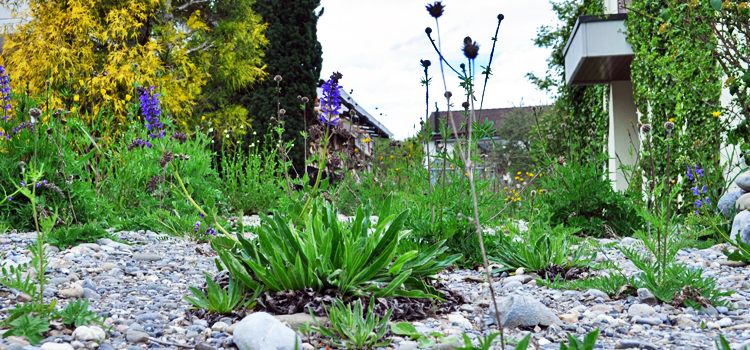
[241,0,323,173]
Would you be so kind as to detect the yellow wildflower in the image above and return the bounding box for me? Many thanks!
[73,95,79,102]
[79,80,84,86]
[126,94,132,102]
[739,2,748,9]
[100,89,106,96]
[669,118,674,122]
[517,172,521,175]
[390,155,394,159]
[71,106,75,113]
[379,156,383,161]
[396,168,400,171]
[354,148,359,152]
[712,111,721,117]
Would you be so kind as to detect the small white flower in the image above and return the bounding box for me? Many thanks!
[208,128,214,132]
[240,125,244,129]
[225,134,229,138]
[211,140,214,143]
[253,131,257,135]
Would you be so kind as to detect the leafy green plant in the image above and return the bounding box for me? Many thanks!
[2,314,50,345]
[46,222,121,249]
[490,219,594,272]
[217,196,460,298]
[559,328,600,350]
[537,154,643,237]
[56,298,105,327]
[456,332,528,350]
[539,273,631,297]
[184,273,258,314]
[310,298,391,349]
[714,334,731,350]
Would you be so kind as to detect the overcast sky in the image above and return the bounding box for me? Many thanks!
[317,0,559,140]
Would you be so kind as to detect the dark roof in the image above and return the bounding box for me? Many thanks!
[427,106,547,138]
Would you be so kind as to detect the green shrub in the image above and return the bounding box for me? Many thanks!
[310,298,391,349]
[215,196,460,298]
[47,222,121,249]
[538,155,643,237]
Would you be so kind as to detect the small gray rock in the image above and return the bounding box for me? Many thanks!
[82,288,101,301]
[125,330,150,343]
[194,343,216,350]
[490,294,562,329]
[132,254,161,262]
[636,288,658,306]
[7,343,24,350]
[634,317,662,325]
[398,341,418,350]
[617,340,658,350]
[627,304,655,317]
[273,314,326,331]
[234,312,301,350]
[731,210,750,242]
[504,281,523,290]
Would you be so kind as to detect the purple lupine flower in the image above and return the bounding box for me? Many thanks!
[687,166,694,181]
[691,187,699,195]
[694,199,702,208]
[139,86,164,139]
[200,213,204,219]
[702,185,707,194]
[704,197,711,205]
[0,65,12,114]
[204,227,217,236]
[20,180,25,187]
[319,72,343,126]
[194,221,201,232]
[7,196,11,201]
[696,166,704,177]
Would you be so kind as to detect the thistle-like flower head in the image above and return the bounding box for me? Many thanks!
[462,37,480,60]
[426,1,445,18]
[641,124,652,133]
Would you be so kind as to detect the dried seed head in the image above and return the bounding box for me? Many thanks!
[573,121,579,126]
[29,108,42,118]
[270,117,277,122]
[591,122,596,128]
[565,115,571,120]
[158,151,174,168]
[648,180,655,189]
[498,14,505,20]
[301,97,309,103]
[279,109,286,116]
[444,91,452,98]
[541,189,548,194]
[102,71,108,77]
[588,129,594,135]
[61,119,68,125]
[274,75,282,82]
[557,156,566,166]
[425,27,432,35]
[641,124,652,133]
[18,161,26,168]
[462,101,470,109]
[460,63,466,70]
[426,1,445,18]
[420,59,431,68]
[46,128,53,135]
[664,121,675,131]
[531,190,537,196]
[561,123,567,128]
[547,134,554,140]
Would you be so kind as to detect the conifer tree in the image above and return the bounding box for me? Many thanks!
[241,0,323,172]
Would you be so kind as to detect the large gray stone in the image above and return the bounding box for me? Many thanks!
[718,191,743,218]
[737,173,750,192]
[737,194,750,210]
[489,294,562,329]
[234,312,301,350]
[273,313,328,330]
[731,210,750,243]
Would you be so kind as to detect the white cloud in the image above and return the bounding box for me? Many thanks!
[317,0,558,139]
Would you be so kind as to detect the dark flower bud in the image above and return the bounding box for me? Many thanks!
[270,117,277,122]
[664,121,675,131]
[573,121,579,126]
[561,123,567,128]
[420,59,431,68]
[68,72,74,78]
[557,156,566,166]
[541,189,548,194]
[498,14,505,20]
[301,97,309,103]
[648,180,655,189]
[591,122,596,128]
[18,161,26,168]
[588,129,594,135]
[45,81,50,86]
[463,36,473,46]
[531,190,537,196]
[92,70,99,77]
[61,119,68,125]
[46,128,53,135]
[297,95,302,100]
[29,108,42,118]
[279,109,286,116]
[460,63,466,70]
[425,27,432,35]
[565,115,571,120]
[641,124,652,133]
[462,101,470,109]
[444,91,452,98]
[426,1,445,18]
[274,75,282,82]
[103,71,108,77]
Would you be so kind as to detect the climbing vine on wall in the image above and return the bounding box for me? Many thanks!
[528,0,609,167]
[626,0,724,210]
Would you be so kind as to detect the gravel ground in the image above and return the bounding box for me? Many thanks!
[1,229,749,350]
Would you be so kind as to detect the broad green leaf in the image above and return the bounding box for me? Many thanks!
[710,0,722,10]
[515,334,531,350]
[390,322,419,337]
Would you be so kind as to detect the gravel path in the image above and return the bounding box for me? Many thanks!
[1,230,749,350]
